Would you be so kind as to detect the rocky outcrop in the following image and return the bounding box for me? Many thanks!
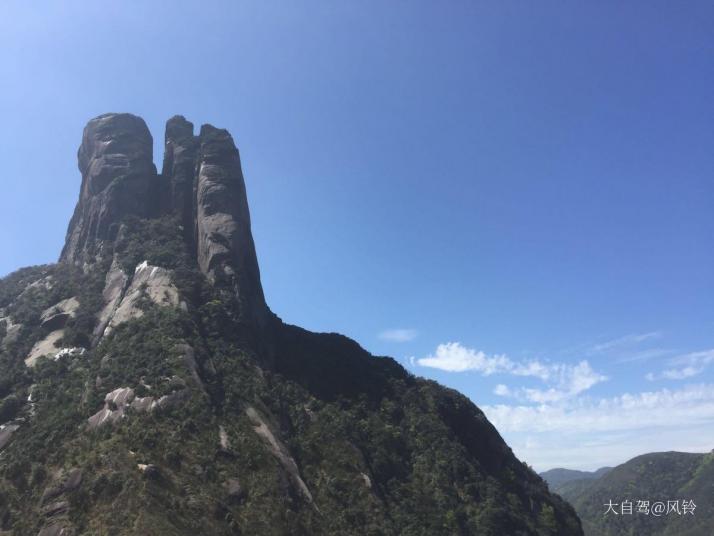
[61,113,271,333]
[162,115,199,241]
[87,381,191,429]
[194,125,269,327]
[0,424,19,450]
[93,259,129,339]
[87,387,135,429]
[100,261,179,335]
[97,260,180,338]
[25,330,65,367]
[245,406,314,504]
[60,114,159,264]
[40,297,79,331]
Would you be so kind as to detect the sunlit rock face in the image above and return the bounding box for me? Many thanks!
[60,113,159,264]
[61,113,270,332]
[194,125,269,328]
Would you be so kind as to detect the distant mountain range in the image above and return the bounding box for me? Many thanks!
[541,451,714,536]
[540,467,613,491]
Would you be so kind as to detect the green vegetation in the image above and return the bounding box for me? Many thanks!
[558,451,714,536]
[0,215,582,535]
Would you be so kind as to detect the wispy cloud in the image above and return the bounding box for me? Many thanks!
[588,331,662,355]
[616,347,674,363]
[416,342,607,402]
[379,328,418,343]
[646,349,714,381]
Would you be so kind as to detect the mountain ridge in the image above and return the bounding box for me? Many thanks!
[550,450,713,536]
[0,113,582,535]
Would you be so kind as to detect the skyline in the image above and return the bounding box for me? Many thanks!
[1,1,713,471]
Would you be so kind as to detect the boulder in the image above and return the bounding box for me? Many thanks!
[87,388,134,429]
[137,464,160,479]
[40,297,80,331]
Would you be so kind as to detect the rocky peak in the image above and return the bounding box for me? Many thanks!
[61,113,158,264]
[161,115,198,240]
[61,113,268,329]
[194,124,268,327]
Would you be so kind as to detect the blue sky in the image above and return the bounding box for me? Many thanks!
[1,1,713,471]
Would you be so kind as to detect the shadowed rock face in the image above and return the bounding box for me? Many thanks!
[195,125,268,327]
[61,113,158,264]
[162,115,198,242]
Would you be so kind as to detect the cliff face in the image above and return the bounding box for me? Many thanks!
[60,114,159,264]
[62,112,269,330]
[0,113,583,536]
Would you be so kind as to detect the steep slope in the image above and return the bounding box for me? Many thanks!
[558,451,714,536]
[0,113,582,535]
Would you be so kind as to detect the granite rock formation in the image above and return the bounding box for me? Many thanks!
[0,113,583,535]
[61,112,269,331]
[60,114,158,264]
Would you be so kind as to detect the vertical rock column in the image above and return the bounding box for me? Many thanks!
[162,115,199,246]
[60,113,158,264]
[194,125,269,328]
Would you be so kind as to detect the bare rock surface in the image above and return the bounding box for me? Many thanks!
[195,125,268,328]
[102,261,179,337]
[245,406,314,503]
[60,113,274,334]
[87,387,135,429]
[94,259,129,339]
[40,297,80,330]
[0,424,20,450]
[25,330,65,367]
[60,113,159,264]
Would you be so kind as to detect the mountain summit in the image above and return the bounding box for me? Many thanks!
[0,113,581,535]
[61,113,269,331]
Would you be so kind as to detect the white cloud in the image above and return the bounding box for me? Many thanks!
[483,383,714,434]
[379,328,418,343]
[417,342,510,373]
[646,349,714,381]
[483,383,714,471]
[417,342,606,401]
[494,384,512,397]
[616,347,674,363]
